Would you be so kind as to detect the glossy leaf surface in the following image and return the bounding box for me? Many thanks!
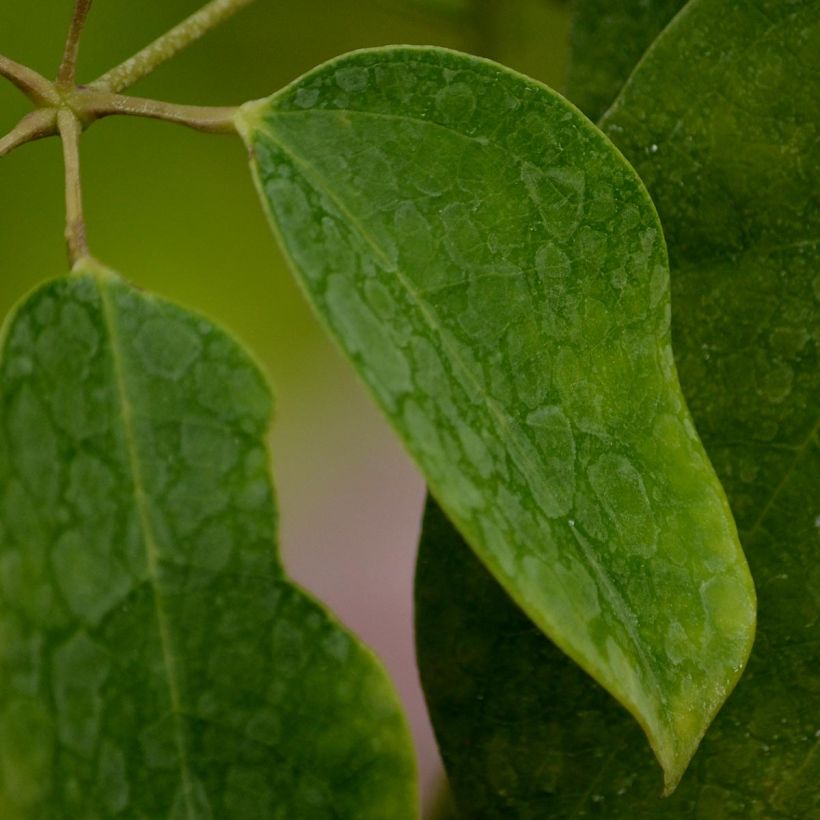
[416,0,818,814]
[239,46,755,788]
[0,265,417,818]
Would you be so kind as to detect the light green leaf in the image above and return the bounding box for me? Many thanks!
[564,0,687,122]
[0,264,417,819]
[416,0,818,814]
[237,45,755,789]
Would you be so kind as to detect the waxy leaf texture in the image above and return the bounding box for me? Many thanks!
[0,265,417,818]
[238,46,755,788]
[416,0,818,815]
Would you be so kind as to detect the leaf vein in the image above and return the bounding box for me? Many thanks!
[254,118,669,730]
[97,274,196,820]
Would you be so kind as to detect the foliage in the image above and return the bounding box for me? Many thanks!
[0,263,416,818]
[238,45,754,792]
[0,0,815,816]
[564,0,687,122]
[417,0,818,816]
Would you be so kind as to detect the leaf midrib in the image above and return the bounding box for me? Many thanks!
[97,273,196,820]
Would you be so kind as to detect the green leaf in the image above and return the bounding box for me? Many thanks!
[416,0,818,814]
[237,45,755,789]
[0,264,417,819]
[564,0,687,122]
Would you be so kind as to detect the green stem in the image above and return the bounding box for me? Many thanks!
[57,0,94,87]
[91,0,257,93]
[0,53,59,105]
[75,90,237,134]
[57,110,89,267]
[0,109,58,157]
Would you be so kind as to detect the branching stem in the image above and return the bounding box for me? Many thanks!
[57,0,94,87]
[57,110,89,266]
[0,109,58,157]
[0,54,60,105]
[1,0,251,260]
[92,0,257,93]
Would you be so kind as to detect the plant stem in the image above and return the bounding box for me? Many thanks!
[57,0,94,87]
[76,91,237,134]
[57,110,89,266]
[0,109,58,157]
[91,0,257,93]
[0,53,60,105]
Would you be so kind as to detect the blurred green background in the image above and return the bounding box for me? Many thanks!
[0,0,570,805]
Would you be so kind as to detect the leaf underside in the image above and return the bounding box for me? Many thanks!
[238,45,755,789]
[416,0,818,815]
[0,266,417,819]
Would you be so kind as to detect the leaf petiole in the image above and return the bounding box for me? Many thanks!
[74,90,238,134]
[1,0,250,259]
[0,0,253,161]
[57,0,94,88]
[57,110,88,267]
[0,89,237,161]
[91,0,258,93]
[0,54,60,106]
[0,109,57,158]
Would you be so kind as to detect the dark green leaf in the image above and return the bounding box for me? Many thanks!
[238,46,755,789]
[416,0,818,814]
[0,264,417,818]
[564,0,687,121]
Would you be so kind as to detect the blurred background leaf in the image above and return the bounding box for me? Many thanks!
[418,0,820,816]
[0,0,571,806]
[565,0,687,121]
